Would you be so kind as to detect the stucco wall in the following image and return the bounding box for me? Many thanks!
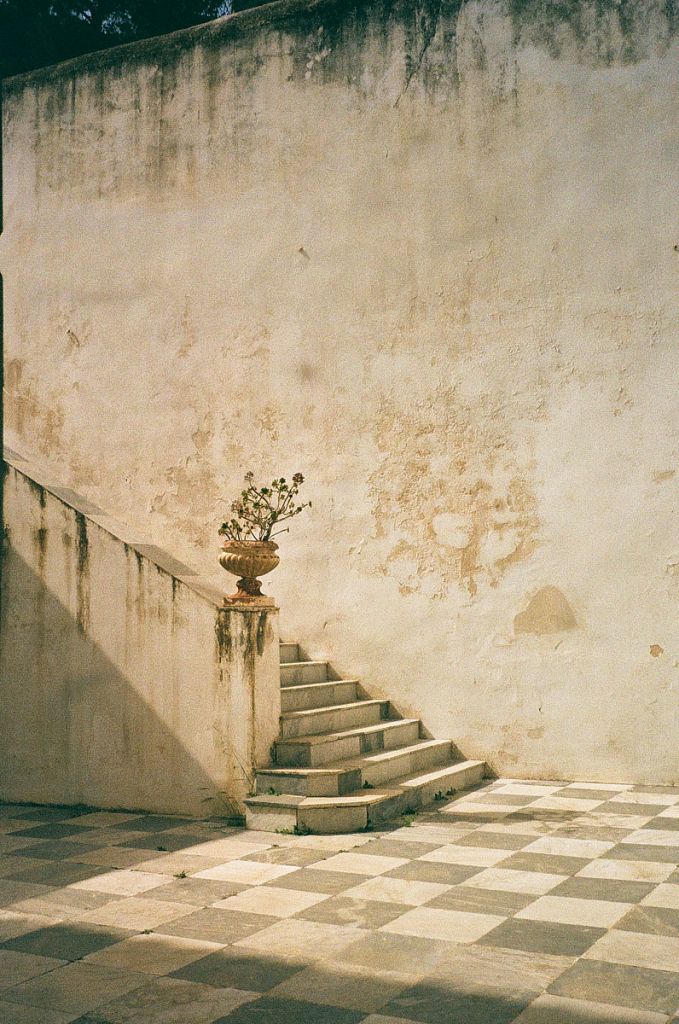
[0,453,280,815]
[2,0,678,784]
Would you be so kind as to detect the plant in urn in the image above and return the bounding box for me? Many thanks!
[219,472,311,605]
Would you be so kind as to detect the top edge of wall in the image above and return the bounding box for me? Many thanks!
[3,0,678,96]
[0,0,367,93]
[2,449,274,615]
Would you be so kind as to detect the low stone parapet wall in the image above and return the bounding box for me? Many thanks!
[0,449,280,816]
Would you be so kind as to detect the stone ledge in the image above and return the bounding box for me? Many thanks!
[3,447,277,615]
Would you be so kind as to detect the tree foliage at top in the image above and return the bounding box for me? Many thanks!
[0,0,264,80]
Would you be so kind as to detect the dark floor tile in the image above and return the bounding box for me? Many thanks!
[2,806,89,823]
[498,852,590,876]
[355,838,445,859]
[615,904,679,937]
[548,958,679,1015]
[11,840,95,861]
[560,789,624,801]
[240,847,330,867]
[170,948,306,991]
[116,832,211,852]
[337,930,452,976]
[0,879,54,907]
[477,918,605,957]
[385,860,481,885]
[548,825,635,843]
[10,823,90,840]
[441,811,513,824]
[3,861,111,887]
[434,943,575,992]
[597,802,670,817]
[643,817,679,832]
[261,868,361,895]
[426,885,535,916]
[453,831,536,851]
[108,815,189,833]
[607,843,679,864]
[381,979,534,1024]
[0,805,31,818]
[145,878,249,906]
[473,793,538,806]
[550,876,656,903]
[631,786,679,794]
[296,895,411,929]
[69,1016,112,1024]
[1,922,129,960]
[504,811,580,825]
[156,908,278,944]
[212,996,364,1024]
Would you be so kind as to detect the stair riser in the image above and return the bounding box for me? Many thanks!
[275,720,421,767]
[256,768,362,798]
[368,763,487,826]
[279,643,299,664]
[245,762,487,833]
[281,681,359,713]
[280,701,388,739]
[258,741,453,797]
[361,742,453,788]
[246,806,299,833]
[280,663,328,685]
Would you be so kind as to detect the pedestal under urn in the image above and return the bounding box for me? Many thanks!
[219,539,279,605]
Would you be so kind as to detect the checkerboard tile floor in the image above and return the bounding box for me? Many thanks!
[1,779,679,1022]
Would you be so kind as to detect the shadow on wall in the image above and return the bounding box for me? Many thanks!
[0,546,231,818]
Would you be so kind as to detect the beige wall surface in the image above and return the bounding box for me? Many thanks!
[2,0,678,783]
[0,456,280,814]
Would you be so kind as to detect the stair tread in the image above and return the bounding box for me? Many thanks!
[247,760,485,809]
[280,679,360,693]
[280,698,388,720]
[275,718,420,746]
[281,660,328,669]
[399,760,485,788]
[259,739,453,777]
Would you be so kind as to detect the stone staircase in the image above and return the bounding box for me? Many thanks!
[244,641,486,834]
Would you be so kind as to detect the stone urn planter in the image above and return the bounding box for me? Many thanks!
[219,539,280,605]
[218,472,310,606]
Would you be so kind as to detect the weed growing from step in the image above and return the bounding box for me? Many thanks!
[401,807,418,827]
[174,870,188,879]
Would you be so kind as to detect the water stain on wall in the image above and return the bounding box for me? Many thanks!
[514,585,577,635]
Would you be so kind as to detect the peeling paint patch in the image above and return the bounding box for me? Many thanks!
[514,586,576,635]
[650,644,664,658]
[366,389,539,597]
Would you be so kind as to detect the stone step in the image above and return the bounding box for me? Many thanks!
[256,738,455,797]
[279,642,300,664]
[274,718,422,767]
[279,699,390,739]
[280,679,360,713]
[245,759,486,833]
[280,660,329,685]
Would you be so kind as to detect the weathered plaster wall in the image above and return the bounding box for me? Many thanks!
[0,453,280,814]
[2,0,679,783]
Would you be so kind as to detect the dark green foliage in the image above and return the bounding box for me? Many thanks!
[0,0,264,79]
